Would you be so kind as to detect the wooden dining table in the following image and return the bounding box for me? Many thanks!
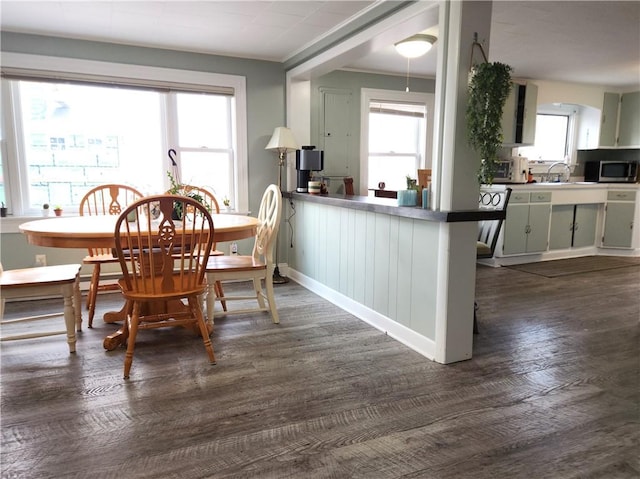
[19,214,259,249]
[20,214,260,350]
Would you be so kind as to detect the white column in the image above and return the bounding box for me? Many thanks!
[433,1,493,363]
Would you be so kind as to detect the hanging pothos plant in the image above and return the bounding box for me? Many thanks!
[466,61,513,184]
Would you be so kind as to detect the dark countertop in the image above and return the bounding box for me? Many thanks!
[286,192,505,223]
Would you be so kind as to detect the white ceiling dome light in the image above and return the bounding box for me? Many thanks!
[394,34,437,59]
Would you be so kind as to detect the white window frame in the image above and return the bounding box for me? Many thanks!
[360,88,434,195]
[517,104,578,174]
[1,52,248,216]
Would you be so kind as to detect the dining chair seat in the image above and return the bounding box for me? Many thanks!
[82,253,118,264]
[206,255,267,275]
[0,263,82,353]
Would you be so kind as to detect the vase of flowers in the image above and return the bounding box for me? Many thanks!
[167,170,205,219]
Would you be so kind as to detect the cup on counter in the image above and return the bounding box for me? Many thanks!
[308,180,322,194]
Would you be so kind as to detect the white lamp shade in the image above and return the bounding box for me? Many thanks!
[265,127,298,152]
[395,34,437,59]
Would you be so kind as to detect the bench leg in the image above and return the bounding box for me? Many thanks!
[74,274,82,332]
[62,283,77,353]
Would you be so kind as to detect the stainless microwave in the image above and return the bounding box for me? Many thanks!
[493,157,528,183]
[584,160,638,183]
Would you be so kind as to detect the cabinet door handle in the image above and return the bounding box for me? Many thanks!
[574,222,579,231]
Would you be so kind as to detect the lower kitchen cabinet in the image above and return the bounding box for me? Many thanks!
[550,204,599,249]
[603,191,636,248]
[503,192,551,254]
[488,184,638,264]
[574,204,599,247]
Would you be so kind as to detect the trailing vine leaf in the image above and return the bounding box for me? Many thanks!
[466,62,513,184]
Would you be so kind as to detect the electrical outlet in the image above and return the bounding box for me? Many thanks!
[35,254,47,267]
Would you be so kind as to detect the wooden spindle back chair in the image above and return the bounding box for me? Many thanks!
[113,195,216,379]
[79,184,143,327]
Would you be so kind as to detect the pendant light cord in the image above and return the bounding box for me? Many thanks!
[405,57,411,92]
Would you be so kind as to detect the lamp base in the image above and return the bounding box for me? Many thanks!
[272,265,289,284]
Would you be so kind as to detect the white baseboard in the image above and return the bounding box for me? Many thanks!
[286,267,436,361]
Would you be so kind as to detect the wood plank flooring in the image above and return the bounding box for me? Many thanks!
[1,259,639,478]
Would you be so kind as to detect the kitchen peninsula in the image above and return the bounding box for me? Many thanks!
[284,191,503,366]
[481,183,640,266]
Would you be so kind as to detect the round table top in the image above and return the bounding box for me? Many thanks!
[19,214,259,249]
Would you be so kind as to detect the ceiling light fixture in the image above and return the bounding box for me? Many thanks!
[394,34,437,59]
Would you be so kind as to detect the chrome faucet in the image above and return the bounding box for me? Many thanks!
[546,162,571,182]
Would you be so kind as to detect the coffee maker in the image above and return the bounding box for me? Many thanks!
[295,146,324,192]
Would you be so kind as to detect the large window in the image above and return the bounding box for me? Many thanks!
[360,89,434,194]
[518,107,576,165]
[1,53,247,216]
[172,93,234,201]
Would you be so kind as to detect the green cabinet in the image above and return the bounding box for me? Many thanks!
[617,91,640,147]
[573,204,599,247]
[549,205,574,249]
[550,204,599,249]
[503,191,551,254]
[603,190,636,248]
[599,92,620,147]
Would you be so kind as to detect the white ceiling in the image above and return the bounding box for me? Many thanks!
[1,1,639,89]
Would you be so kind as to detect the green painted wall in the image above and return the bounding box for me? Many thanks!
[310,70,436,190]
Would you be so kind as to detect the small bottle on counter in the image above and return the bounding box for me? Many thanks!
[230,242,238,255]
[527,168,534,183]
[422,185,429,209]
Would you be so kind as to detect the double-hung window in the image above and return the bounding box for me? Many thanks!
[1,53,247,216]
[517,105,576,166]
[360,88,433,194]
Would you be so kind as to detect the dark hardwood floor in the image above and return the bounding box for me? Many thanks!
[1,258,639,478]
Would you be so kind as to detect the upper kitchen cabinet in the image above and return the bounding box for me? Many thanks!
[617,91,640,147]
[598,92,620,147]
[502,82,538,146]
[580,90,640,149]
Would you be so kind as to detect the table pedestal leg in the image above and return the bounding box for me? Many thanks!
[102,299,211,350]
[103,300,131,323]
